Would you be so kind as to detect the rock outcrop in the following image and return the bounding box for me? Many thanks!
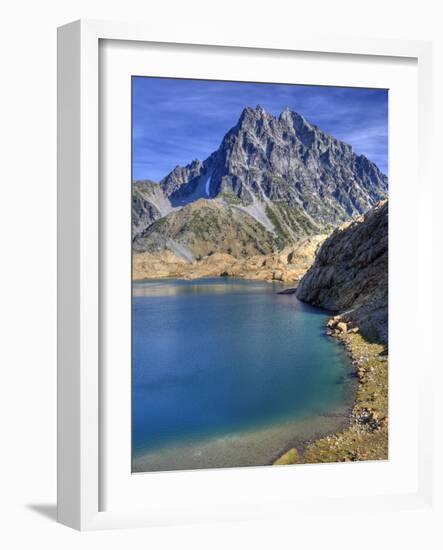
[296,201,388,343]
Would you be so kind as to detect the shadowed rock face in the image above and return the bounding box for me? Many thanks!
[296,201,388,343]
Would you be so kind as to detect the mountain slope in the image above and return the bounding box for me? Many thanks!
[132,180,173,238]
[296,200,388,343]
[133,198,280,260]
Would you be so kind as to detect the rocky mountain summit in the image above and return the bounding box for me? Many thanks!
[296,200,388,343]
[160,106,387,223]
[133,106,387,254]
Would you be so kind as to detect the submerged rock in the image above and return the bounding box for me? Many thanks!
[277,287,298,295]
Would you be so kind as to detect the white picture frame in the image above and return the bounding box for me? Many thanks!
[57,19,433,531]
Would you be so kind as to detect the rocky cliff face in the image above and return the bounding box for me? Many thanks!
[296,201,388,343]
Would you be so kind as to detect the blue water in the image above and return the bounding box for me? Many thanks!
[132,278,353,465]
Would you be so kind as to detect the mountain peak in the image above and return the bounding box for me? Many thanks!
[153,103,387,240]
[237,105,313,135]
[238,105,269,125]
[280,106,292,118]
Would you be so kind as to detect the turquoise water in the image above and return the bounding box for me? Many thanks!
[132,278,354,471]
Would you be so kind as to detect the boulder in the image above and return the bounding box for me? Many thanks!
[273,448,301,465]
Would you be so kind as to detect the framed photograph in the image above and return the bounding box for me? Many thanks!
[57,19,433,530]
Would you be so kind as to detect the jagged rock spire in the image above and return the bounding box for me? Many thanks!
[157,105,387,228]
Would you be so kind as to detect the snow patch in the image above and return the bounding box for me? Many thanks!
[171,171,213,206]
[205,174,212,197]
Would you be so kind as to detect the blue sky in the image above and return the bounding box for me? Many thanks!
[132,77,388,182]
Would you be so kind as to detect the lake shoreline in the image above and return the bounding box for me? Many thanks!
[274,324,388,465]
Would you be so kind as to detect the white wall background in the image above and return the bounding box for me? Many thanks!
[0,0,441,548]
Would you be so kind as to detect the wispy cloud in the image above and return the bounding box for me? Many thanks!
[132,77,388,181]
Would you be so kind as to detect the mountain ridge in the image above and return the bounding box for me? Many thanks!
[133,105,387,258]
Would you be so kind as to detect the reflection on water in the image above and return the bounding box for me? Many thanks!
[132,277,285,298]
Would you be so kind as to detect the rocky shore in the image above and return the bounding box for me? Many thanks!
[274,322,388,465]
[274,202,389,465]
